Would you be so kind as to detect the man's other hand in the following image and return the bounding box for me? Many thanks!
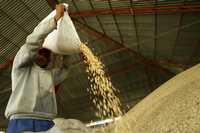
[54,4,65,22]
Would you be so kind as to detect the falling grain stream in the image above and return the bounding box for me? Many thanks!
[80,43,123,119]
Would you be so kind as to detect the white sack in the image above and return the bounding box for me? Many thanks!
[42,3,81,55]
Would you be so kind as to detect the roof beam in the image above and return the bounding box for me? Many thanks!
[68,56,186,81]
[74,19,125,49]
[130,0,140,52]
[108,62,137,76]
[154,0,158,59]
[73,19,175,75]
[88,0,106,35]
[108,0,124,44]
[171,1,186,59]
[70,4,200,17]
[71,0,88,25]
[44,0,197,71]
[0,1,192,71]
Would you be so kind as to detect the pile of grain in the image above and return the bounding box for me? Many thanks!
[53,118,93,133]
[98,64,200,133]
[80,43,123,119]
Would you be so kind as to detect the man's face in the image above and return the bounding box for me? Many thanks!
[35,48,51,68]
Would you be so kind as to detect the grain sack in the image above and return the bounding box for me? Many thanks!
[53,118,94,133]
[98,64,200,133]
[42,3,81,54]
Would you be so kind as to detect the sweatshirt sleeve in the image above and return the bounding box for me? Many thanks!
[52,55,71,85]
[13,18,57,68]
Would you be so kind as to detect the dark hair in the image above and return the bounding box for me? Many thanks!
[38,48,51,58]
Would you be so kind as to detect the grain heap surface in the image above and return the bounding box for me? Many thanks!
[99,64,200,133]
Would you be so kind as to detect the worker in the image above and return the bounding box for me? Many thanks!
[5,4,69,133]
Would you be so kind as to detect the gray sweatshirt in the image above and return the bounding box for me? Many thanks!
[5,18,69,120]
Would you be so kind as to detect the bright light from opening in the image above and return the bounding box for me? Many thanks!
[86,116,121,127]
[0,131,5,133]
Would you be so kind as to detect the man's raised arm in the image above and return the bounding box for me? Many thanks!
[13,4,65,68]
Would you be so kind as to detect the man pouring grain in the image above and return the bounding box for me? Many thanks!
[4,4,70,133]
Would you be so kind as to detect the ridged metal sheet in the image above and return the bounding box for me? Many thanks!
[0,0,52,66]
[90,1,110,9]
[21,0,52,20]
